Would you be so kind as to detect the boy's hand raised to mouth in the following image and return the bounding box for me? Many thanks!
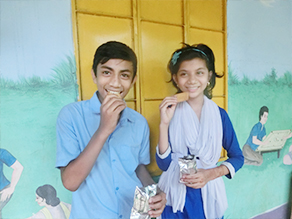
[99,92,126,136]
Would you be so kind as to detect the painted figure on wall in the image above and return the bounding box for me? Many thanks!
[0,148,23,219]
[27,184,71,219]
[242,106,269,166]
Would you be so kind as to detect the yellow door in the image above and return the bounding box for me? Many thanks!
[72,0,227,176]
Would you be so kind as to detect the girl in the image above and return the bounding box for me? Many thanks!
[156,44,244,219]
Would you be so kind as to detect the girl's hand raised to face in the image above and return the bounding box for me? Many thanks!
[159,96,178,126]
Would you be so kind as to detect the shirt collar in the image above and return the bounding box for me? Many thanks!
[89,91,101,114]
[89,91,134,123]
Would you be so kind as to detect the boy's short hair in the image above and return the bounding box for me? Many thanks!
[259,106,269,121]
[92,41,137,79]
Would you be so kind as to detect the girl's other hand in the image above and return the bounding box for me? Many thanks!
[181,169,211,189]
[182,165,229,189]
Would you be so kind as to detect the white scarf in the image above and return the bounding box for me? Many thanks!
[158,96,228,219]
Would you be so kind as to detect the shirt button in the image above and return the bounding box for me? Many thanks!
[116,187,119,190]
[119,215,122,218]
[112,159,116,162]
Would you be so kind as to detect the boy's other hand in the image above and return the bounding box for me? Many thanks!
[99,93,126,135]
[148,191,167,218]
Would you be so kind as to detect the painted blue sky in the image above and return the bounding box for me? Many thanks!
[227,0,292,80]
[0,0,74,81]
[1,0,291,81]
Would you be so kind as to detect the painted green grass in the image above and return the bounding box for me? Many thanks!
[1,86,77,218]
[224,79,292,218]
[0,55,78,92]
[0,55,78,218]
[229,66,292,87]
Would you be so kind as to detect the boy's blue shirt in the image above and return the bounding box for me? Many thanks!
[56,91,150,219]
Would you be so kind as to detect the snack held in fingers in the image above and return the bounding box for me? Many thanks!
[175,92,189,102]
[108,90,122,98]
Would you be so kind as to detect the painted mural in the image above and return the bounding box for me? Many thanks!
[1,0,291,218]
[0,1,76,218]
[226,0,292,218]
[26,184,71,219]
[0,57,77,218]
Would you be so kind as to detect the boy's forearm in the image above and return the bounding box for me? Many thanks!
[135,164,155,187]
[61,128,110,191]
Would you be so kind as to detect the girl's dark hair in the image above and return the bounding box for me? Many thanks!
[36,184,60,207]
[259,106,269,121]
[92,41,137,79]
[168,43,223,99]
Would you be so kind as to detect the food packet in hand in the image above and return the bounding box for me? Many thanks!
[178,154,197,183]
[130,184,158,219]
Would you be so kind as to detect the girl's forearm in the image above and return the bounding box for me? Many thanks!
[209,165,230,181]
[158,124,169,154]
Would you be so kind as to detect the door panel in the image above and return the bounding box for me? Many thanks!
[143,101,162,175]
[189,0,224,31]
[140,22,183,100]
[77,13,135,101]
[213,97,225,109]
[140,0,183,25]
[76,0,132,17]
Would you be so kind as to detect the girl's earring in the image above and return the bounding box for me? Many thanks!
[207,82,210,86]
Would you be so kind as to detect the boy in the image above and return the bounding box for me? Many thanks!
[56,41,166,218]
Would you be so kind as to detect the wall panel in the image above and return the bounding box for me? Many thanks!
[140,22,183,100]
[189,0,224,31]
[140,0,183,25]
[77,14,134,100]
[143,101,161,175]
[76,0,132,17]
